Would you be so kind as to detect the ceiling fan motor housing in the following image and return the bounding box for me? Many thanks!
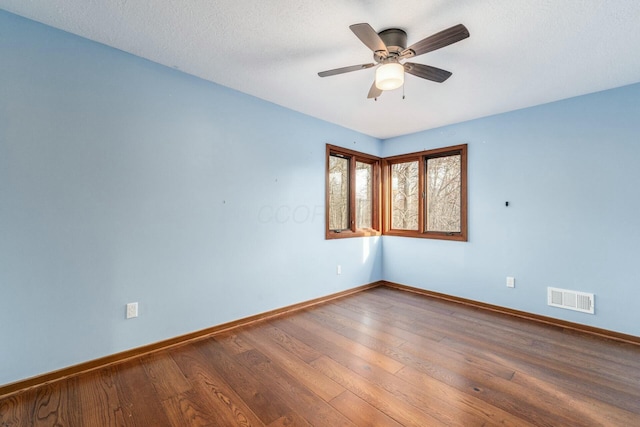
[375,28,407,62]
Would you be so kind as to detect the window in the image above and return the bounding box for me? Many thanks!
[325,143,466,241]
[326,145,381,239]
[328,155,349,230]
[426,153,463,233]
[390,161,419,230]
[383,144,467,241]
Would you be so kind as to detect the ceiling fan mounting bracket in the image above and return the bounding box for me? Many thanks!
[374,28,407,63]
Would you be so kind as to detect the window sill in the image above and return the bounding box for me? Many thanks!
[326,229,382,240]
[383,230,467,242]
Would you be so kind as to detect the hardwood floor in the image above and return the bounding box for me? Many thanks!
[2,286,640,426]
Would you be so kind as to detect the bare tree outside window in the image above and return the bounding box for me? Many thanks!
[426,155,461,232]
[328,144,466,241]
[329,155,349,230]
[355,162,373,229]
[391,161,419,230]
[326,145,381,239]
[382,144,467,241]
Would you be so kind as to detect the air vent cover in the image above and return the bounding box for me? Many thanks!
[547,287,594,314]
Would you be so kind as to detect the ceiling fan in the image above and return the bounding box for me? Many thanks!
[318,23,470,99]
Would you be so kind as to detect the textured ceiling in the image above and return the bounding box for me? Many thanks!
[2,0,640,139]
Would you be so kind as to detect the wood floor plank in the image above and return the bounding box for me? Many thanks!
[311,304,518,383]
[448,304,640,377]
[380,292,640,409]
[398,338,516,381]
[397,364,569,427]
[161,391,220,427]
[239,327,345,402]
[30,379,82,427]
[330,391,404,427]
[170,341,266,426]
[215,333,255,355]
[2,286,639,426]
[403,333,640,425]
[0,396,23,427]
[197,337,293,425]
[310,355,444,427]
[369,287,457,317]
[311,305,407,347]
[529,336,640,377]
[111,362,172,426]
[393,366,535,427]
[441,333,640,413]
[399,332,624,425]
[306,307,405,350]
[266,412,313,427]
[141,350,192,401]
[308,321,530,427]
[258,323,323,363]
[77,369,127,427]
[309,339,490,426]
[332,296,447,343]
[230,348,356,427]
[286,311,406,374]
[510,371,640,426]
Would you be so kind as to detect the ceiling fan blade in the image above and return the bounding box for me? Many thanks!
[404,63,452,83]
[318,63,375,77]
[401,24,469,58]
[367,81,382,99]
[350,23,389,56]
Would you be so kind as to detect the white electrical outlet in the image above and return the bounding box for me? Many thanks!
[126,302,138,319]
[337,264,342,275]
[506,277,515,288]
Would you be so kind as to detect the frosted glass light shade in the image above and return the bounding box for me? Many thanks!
[375,63,404,90]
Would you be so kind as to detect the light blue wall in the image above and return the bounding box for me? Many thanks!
[0,11,382,386]
[2,8,639,388]
[382,82,640,337]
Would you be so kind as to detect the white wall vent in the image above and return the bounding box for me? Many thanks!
[547,287,594,314]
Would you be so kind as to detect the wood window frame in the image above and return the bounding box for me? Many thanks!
[382,144,468,241]
[326,144,381,239]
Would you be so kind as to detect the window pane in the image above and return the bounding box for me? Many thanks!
[426,154,461,232]
[329,155,349,230]
[355,162,372,229]
[391,161,419,230]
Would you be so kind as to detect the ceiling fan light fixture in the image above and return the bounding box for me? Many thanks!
[375,62,404,90]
